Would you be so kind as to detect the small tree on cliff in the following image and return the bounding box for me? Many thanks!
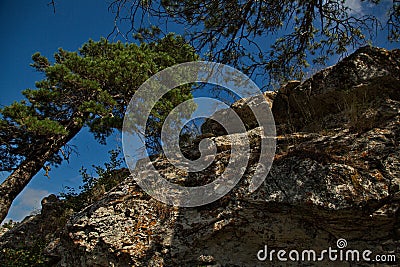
[0,34,198,223]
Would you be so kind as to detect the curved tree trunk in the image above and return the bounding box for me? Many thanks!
[0,126,81,223]
[0,156,48,223]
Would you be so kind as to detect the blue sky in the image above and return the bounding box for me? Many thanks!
[0,0,398,222]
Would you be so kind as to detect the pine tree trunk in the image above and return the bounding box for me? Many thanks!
[0,156,48,223]
[0,126,81,223]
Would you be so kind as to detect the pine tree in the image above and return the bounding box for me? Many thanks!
[0,34,198,223]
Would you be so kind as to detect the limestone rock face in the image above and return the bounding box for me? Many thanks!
[201,91,276,136]
[1,46,399,266]
[272,46,400,133]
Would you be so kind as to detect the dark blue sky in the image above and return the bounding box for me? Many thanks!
[0,0,125,221]
[0,0,398,222]
[1,0,115,103]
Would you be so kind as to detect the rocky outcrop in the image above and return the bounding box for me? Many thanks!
[201,91,276,136]
[272,46,400,133]
[0,46,399,266]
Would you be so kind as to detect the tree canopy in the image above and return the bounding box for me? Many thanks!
[108,0,399,86]
[0,34,198,223]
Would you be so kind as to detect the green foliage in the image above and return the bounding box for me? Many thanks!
[59,148,128,211]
